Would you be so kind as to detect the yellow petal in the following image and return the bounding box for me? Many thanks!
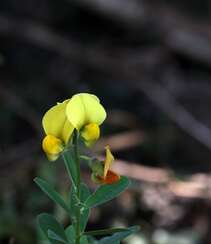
[46,153,60,162]
[42,100,73,144]
[81,123,100,146]
[61,120,74,144]
[42,135,64,155]
[66,93,106,130]
[104,145,114,178]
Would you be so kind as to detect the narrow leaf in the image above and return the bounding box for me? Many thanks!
[48,230,68,244]
[80,235,89,244]
[85,176,130,208]
[62,149,78,186]
[34,177,69,213]
[37,213,68,244]
[98,226,139,244]
[84,228,128,236]
[65,225,75,244]
[86,236,98,244]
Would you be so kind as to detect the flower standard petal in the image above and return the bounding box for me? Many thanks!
[66,94,86,130]
[81,93,106,126]
[66,93,106,130]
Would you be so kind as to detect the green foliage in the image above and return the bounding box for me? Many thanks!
[84,227,133,236]
[34,177,69,213]
[97,226,140,244]
[37,213,68,244]
[36,132,138,244]
[84,176,130,208]
[65,226,75,244]
[65,226,89,244]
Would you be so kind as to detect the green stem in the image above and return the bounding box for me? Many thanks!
[73,130,81,244]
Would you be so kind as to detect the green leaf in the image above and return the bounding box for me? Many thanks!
[84,176,130,208]
[84,228,129,236]
[70,183,91,232]
[98,226,140,244]
[80,235,89,244]
[37,213,68,244]
[65,225,75,244]
[62,149,78,186]
[65,226,88,244]
[34,177,69,213]
[48,230,67,243]
[86,236,98,244]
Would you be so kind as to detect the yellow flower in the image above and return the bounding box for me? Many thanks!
[42,93,106,160]
[91,146,120,184]
[42,100,74,161]
[66,93,106,145]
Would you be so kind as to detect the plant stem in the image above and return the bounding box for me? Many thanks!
[73,130,81,244]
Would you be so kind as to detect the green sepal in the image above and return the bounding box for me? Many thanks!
[90,160,104,176]
[91,173,102,184]
[84,176,130,208]
[37,213,68,244]
[34,177,69,213]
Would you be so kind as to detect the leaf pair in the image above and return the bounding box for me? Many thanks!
[38,212,139,244]
[34,175,129,213]
[35,168,133,243]
[84,176,129,208]
[97,226,139,244]
[38,214,89,244]
[38,213,68,244]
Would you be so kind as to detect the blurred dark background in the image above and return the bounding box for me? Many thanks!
[1,0,211,243]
